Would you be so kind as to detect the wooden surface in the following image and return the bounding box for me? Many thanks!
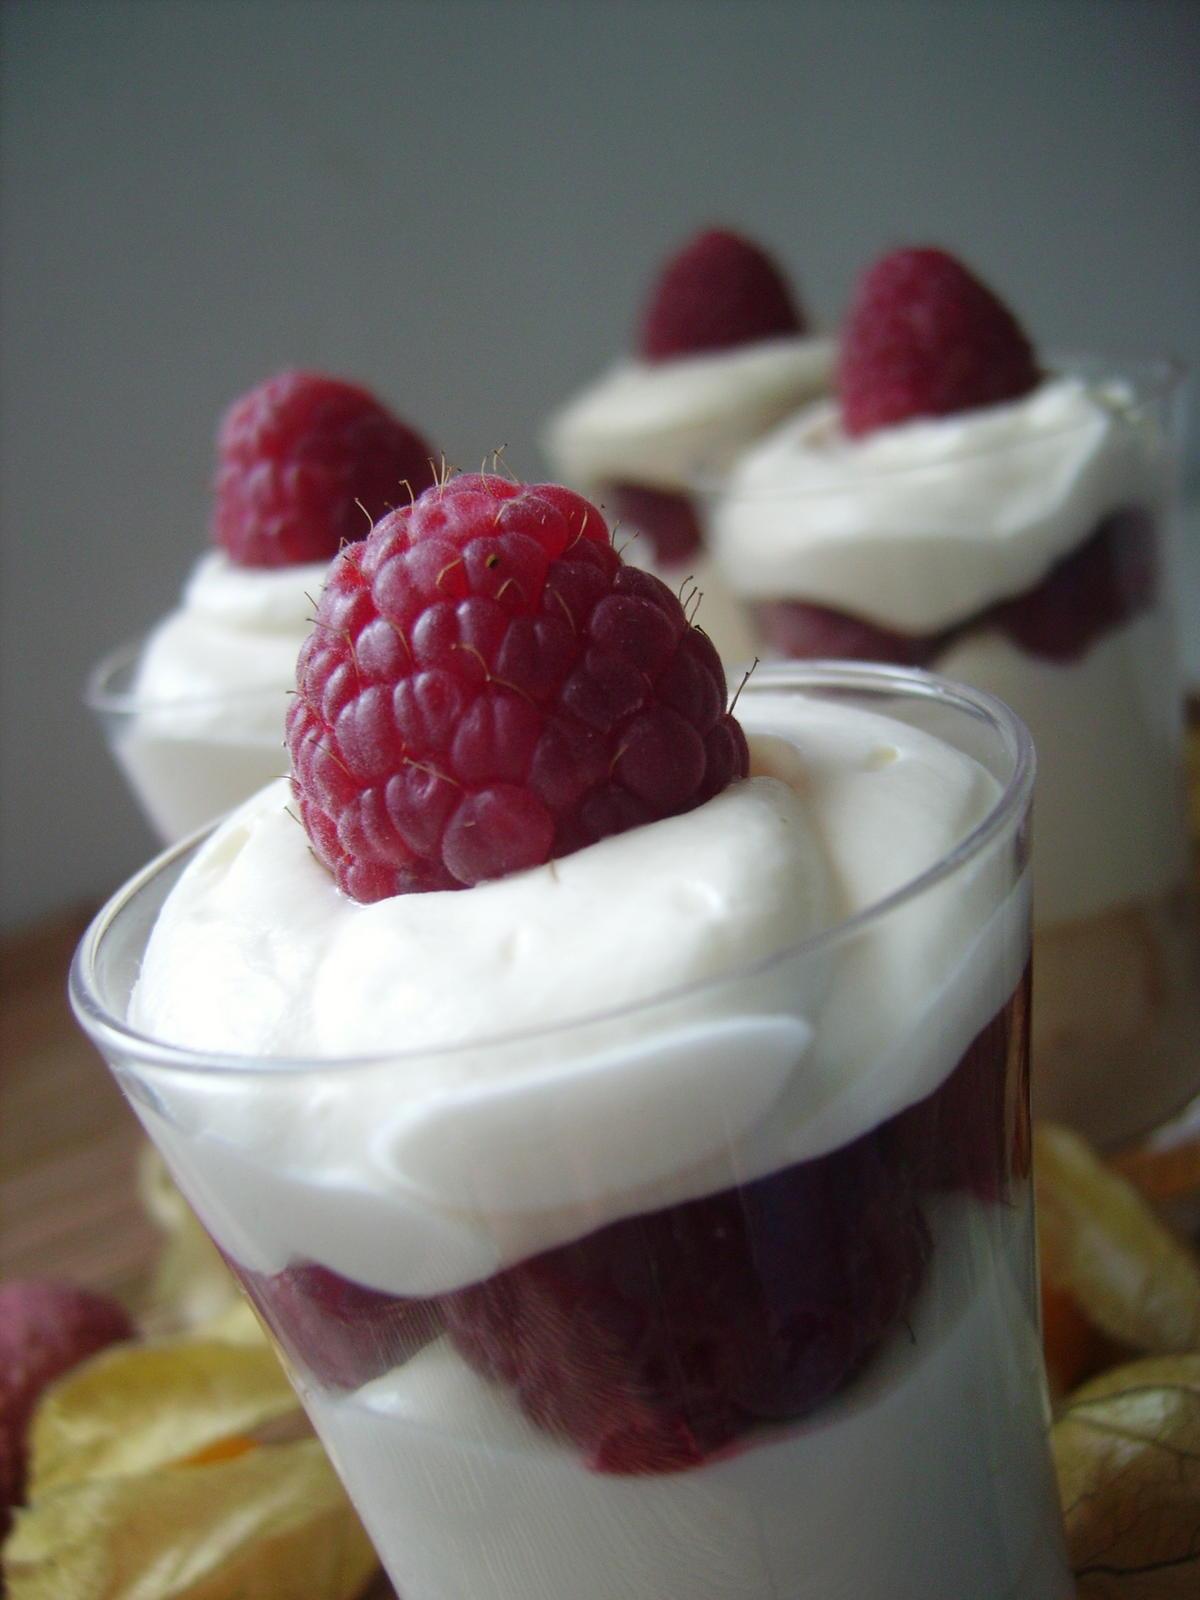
[0,907,158,1299]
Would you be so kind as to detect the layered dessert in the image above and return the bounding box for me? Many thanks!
[78,476,1070,1599]
[90,369,438,840]
[709,248,1198,1147]
[544,227,833,663]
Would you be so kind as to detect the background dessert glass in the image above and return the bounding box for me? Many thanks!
[542,337,833,665]
[71,664,1070,1600]
[86,634,291,844]
[706,359,1199,1150]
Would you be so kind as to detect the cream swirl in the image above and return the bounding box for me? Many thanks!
[544,337,834,491]
[132,551,328,730]
[709,376,1161,631]
[125,691,1017,1295]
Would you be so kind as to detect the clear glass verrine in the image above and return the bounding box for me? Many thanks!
[72,664,1072,1600]
[86,635,292,844]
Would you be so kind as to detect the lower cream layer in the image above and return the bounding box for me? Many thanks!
[303,1200,1071,1600]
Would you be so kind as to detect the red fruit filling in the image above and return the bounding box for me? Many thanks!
[608,482,705,566]
[639,228,806,364]
[230,984,1027,1474]
[441,1128,929,1474]
[886,965,1032,1204]
[839,247,1039,438]
[214,370,438,568]
[239,1261,440,1391]
[287,474,748,904]
[756,506,1157,668]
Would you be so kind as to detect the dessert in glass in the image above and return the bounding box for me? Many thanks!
[87,370,438,842]
[708,248,1199,1150]
[544,227,833,663]
[72,474,1070,1599]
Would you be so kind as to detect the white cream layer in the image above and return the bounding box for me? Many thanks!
[114,551,329,840]
[934,613,1189,925]
[128,692,1022,1295]
[133,551,328,735]
[544,337,834,491]
[710,376,1161,629]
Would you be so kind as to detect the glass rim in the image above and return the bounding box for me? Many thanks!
[687,351,1186,498]
[70,660,1035,1080]
[85,634,292,718]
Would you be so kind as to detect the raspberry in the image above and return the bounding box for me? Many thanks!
[609,482,704,566]
[886,973,1031,1205]
[989,507,1156,662]
[442,1129,929,1473]
[238,1262,440,1391]
[213,370,438,568]
[0,1280,133,1518]
[755,598,944,668]
[287,474,749,902]
[638,228,806,363]
[839,248,1039,438]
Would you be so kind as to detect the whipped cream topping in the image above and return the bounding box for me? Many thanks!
[544,337,834,491]
[126,689,1021,1295]
[132,551,328,736]
[710,376,1161,631]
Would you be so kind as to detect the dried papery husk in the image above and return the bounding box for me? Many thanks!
[26,1336,301,1497]
[1053,1354,1200,1596]
[1035,1124,1200,1354]
[5,1436,377,1600]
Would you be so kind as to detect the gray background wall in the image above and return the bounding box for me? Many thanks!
[3,0,1198,930]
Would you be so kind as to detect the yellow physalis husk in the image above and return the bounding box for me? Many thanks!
[1053,1354,1200,1595]
[4,1436,378,1600]
[28,1336,301,1496]
[137,1147,240,1333]
[1035,1124,1200,1352]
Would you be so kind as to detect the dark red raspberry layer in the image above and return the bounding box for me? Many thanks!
[441,1128,929,1474]
[839,248,1039,438]
[639,228,805,364]
[885,965,1032,1205]
[756,507,1156,668]
[237,1261,442,1391]
[214,370,438,568]
[608,482,704,566]
[230,983,1028,1473]
[287,475,748,903]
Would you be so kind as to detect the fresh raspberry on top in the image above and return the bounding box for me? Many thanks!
[213,370,438,568]
[638,228,806,363]
[287,474,749,903]
[839,248,1039,438]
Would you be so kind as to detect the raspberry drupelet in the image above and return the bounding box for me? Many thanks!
[286,473,749,903]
